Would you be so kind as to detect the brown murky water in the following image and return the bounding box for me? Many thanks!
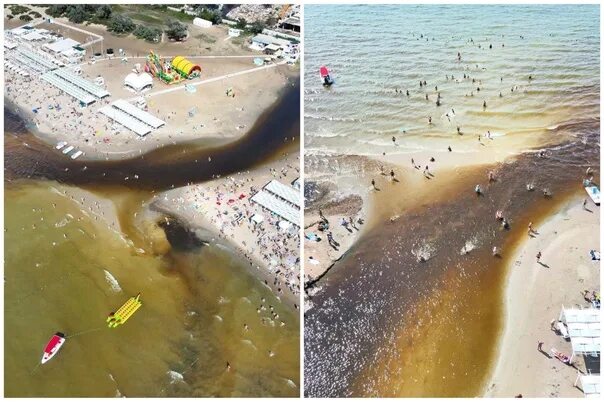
[304,118,599,397]
[4,83,300,397]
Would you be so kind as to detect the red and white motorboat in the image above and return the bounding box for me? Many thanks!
[41,332,66,364]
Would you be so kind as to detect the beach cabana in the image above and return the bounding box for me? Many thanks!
[124,73,153,93]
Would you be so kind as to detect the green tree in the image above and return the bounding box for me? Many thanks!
[235,18,247,30]
[46,4,67,18]
[95,4,112,20]
[165,19,187,41]
[7,14,13,20]
[133,25,162,42]
[108,14,136,34]
[249,21,266,35]
[19,14,33,22]
[198,8,221,24]
[67,5,88,24]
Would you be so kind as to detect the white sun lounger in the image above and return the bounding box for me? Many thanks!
[556,321,570,339]
[70,150,84,160]
[55,141,67,150]
[585,186,600,205]
[62,145,74,155]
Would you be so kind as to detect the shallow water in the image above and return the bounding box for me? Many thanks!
[305,4,599,157]
[303,4,599,397]
[4,182,299,397]
[4,79,300,396]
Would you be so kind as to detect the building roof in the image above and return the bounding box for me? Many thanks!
[44,38,80,54]
[252,34,291,47]
[282,17,300,27]
[22,31,45,41]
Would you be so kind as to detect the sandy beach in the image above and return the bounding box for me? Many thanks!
[149,149,301,308]
[486,194,600,397]
[4,9,298,161]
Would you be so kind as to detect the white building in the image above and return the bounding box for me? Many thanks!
[193,17,213,28]
[228,28,242,37]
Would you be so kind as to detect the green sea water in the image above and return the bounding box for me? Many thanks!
[4,181,299,397]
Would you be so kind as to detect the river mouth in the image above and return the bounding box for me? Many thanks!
[4,79,299,190]
[303,118,599,397]
[4,80,300,397]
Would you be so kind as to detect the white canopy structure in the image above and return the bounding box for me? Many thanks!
[575,373,600,398]
[251,190,299,226]
[53,68,110,99]
[264,180,300,207]
[99,100,165,137]
[112,100,165,128]
[41,72,96,105]
[559,307,601,362]
[124,73,153,93]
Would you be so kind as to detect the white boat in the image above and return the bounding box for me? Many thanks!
[62,146,75,155]
[55,141,67,150]
[585,185,600,205]
[70,150,84,160]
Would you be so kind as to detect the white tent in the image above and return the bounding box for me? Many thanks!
[251,214,264,224]
[124,73,153,92]
[278,220,292,230]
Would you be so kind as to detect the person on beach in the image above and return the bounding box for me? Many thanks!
[390,169,396,181]
[483,100,487,109]
[583,198,588,209]
[488,171,495,182]
[492,246,499,256]
[425,94,429,101]
[528,222,533,235]
[371,179,376,190]
[406,89,410,96]
[448,146,452,152]
[428,116,432,125]
[392,136,396,144]
[411,158,415,167]
[536,251,542,262]
[457,126,462,135]
[537,341,544,352]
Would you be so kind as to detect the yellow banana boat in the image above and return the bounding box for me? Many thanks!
[107,293,142,328]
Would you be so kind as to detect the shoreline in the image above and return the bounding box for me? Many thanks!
[4,60,297,162]
[304,123,599,397]
[485,192,600,397]
[147,149,301,309]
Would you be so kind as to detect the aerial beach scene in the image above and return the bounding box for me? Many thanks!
[4,3,300,397]
[304,4,600,398]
